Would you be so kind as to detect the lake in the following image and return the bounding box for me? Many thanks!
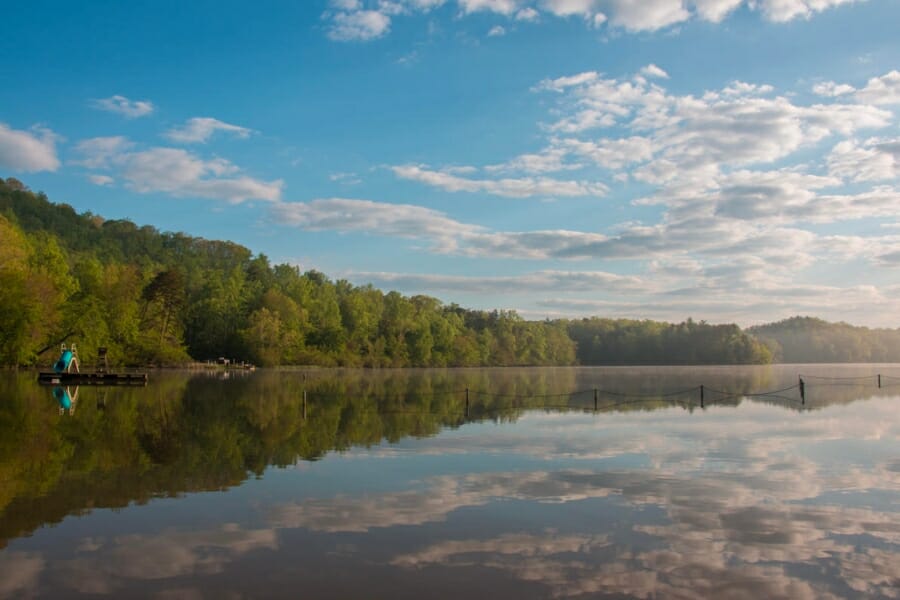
[1,365,899,598]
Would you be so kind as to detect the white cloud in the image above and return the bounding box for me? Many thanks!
[691,0,744,21]
[540,0,600,18]
[721,81,774,96]
[75,139,283,203]
[164,117,253,144]
[516,6,541,19]
[88,174,115,186]
[854,70,900,105]
[461,229,610,259]
[485,145,580,173]
[0,123,60,172]
[828,138,900,182]
[488,24,507,36]
[271,197,482,252]
[754,0,859,23]
[325,0,448,41]
[639,64,669,79]
[353,269,646,293]
[409,0,449,8]
[328,9,393,40]
[72,136,134,168]
[331,0,362,9]
[604,0,691,31]
[812,81,856,97]
[559,136,655,169]
[535,71,599,92]
[329,171,362,184]
[392,164,608,197]
[540,69,891,180]
[543,74,668,133]
[120,148,283,203]
[91,95,155,118]
[458,0,522,14]
[416,217,828,277]
[704,170,900,224]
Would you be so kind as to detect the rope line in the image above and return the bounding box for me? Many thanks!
[746,383,802,397]
[799,374,877,381]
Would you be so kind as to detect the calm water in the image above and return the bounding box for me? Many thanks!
[1,366,899,598]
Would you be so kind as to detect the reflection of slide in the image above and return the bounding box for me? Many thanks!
[53,346,79,374]
[53,386,79,414]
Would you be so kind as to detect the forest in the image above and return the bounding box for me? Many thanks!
[1,177,897,367]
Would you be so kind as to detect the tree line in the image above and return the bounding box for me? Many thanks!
[4,177,895,367]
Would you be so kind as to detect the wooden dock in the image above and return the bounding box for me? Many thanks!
[38,372,148,386]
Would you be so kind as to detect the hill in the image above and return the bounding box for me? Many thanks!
[748,317,900,363]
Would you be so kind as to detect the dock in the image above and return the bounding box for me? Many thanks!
[38,372,148,386]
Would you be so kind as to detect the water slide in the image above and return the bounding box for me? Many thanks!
[53,346,79,373]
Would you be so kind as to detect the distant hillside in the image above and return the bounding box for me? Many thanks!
[748,317,900,363]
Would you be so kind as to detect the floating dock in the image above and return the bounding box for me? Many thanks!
[38,372,148,386]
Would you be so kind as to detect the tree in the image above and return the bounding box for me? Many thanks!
[139,269,189,363]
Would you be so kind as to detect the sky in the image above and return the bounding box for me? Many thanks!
[1,0,899,327]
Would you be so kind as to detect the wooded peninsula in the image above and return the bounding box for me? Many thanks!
[2,177,899,368]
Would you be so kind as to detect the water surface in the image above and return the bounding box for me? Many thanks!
[1,366,899,598]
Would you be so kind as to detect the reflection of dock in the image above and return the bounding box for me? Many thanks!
[38,372,148,386]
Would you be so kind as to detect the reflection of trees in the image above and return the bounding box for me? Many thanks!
[0,367,894,547]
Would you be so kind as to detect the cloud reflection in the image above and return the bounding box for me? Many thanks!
[266,397,900,597]
[0,551,44,598]
[54,524,277,594]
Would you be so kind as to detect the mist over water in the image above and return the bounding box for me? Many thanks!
[1,366,898,598]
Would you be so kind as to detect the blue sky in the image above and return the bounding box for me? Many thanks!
[1,0,899,326]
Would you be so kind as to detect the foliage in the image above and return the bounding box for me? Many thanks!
[565,317,772,365]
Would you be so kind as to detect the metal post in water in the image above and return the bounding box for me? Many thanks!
[700,385,704,408]
[799,378,805,405]
[465,387,469,417]
[594,388,598,411]
[878,374,881,388]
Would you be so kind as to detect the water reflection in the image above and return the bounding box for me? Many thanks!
[52,386,79,415]
[0,366,898,598]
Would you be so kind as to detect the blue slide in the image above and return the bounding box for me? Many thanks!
[54,349,75,373]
